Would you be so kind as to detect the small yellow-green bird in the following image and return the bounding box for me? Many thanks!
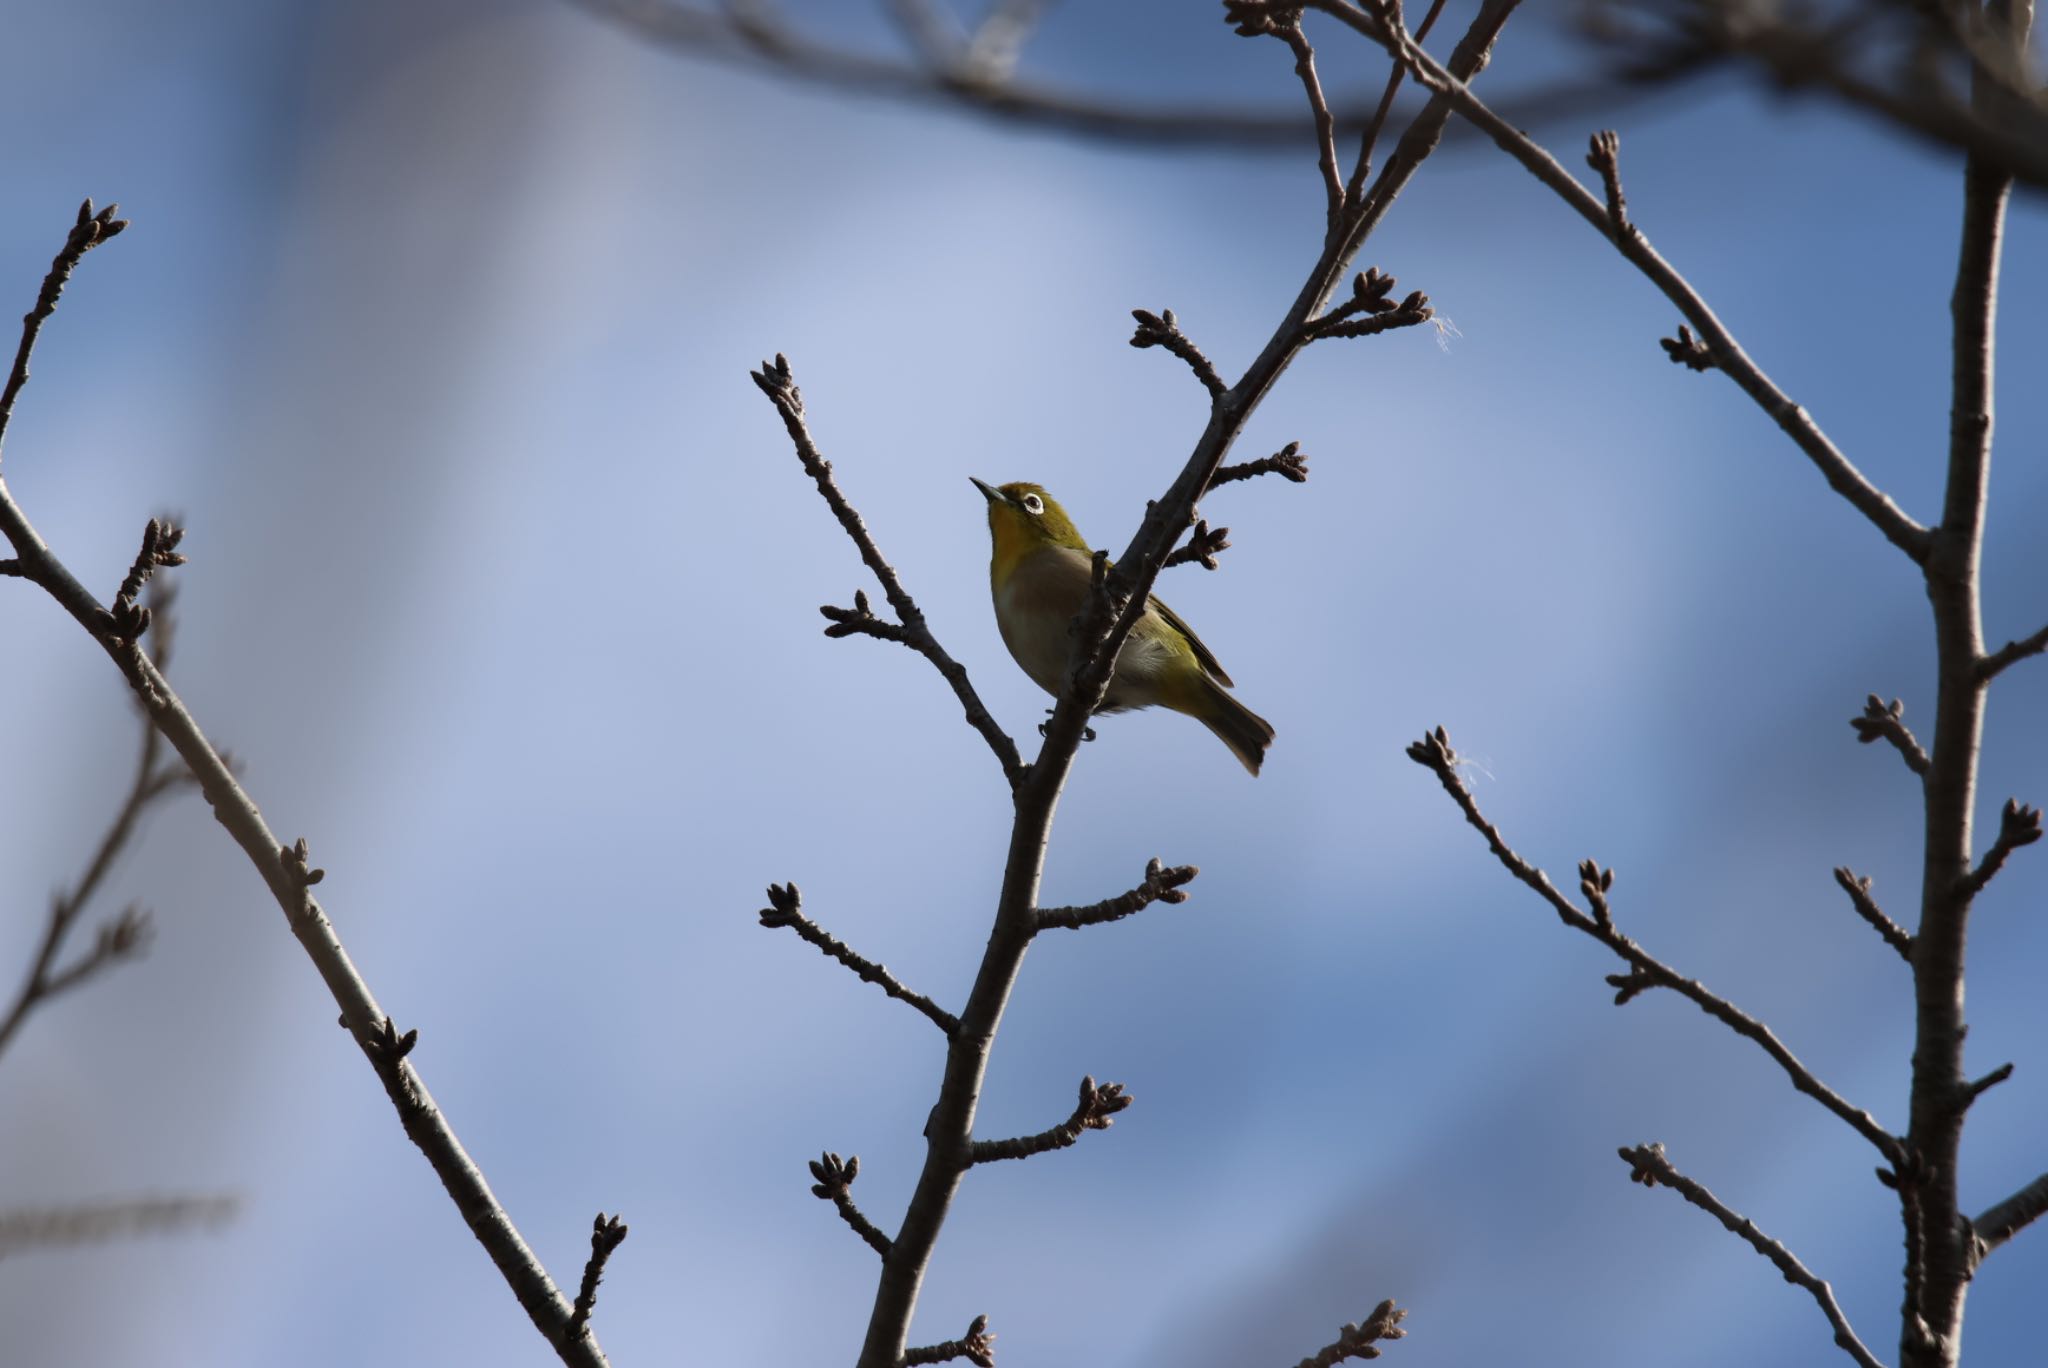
[972,477,1275,775]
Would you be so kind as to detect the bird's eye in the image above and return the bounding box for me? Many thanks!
[1022,493,1044,515]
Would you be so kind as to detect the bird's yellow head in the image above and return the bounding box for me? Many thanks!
[971,478,1090,584]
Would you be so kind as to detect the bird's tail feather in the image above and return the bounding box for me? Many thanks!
[1197,678,1275,776]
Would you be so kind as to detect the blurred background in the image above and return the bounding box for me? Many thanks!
[2,1,2045,1364]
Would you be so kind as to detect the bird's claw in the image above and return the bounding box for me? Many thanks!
[1038,709,1098,743]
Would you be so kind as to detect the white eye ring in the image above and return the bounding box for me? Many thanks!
[1021,493,1044,515]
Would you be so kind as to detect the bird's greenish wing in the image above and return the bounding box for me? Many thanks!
[1145,594,1234,687]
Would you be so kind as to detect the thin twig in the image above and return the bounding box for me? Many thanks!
[970,1075,1131,1163]
[566,1214,628,1340]
[1850,695,1930,778]
[809,1152,892,1259]
[1213,440,1310,487]
[1162,519,1231,571]
[1954,798,2042,902]
[758,883,959,1035]
[0,1193,239,1258]
[1314,0,1933,564]
[1128,309,1227,400]
[1407,727,1904,1164]
[1618,1143,1887,1368]
[750,356,1025,789]
[1345,0,1451,200]
[902,1314,996,1367]
[1832,867,1913,963]
[0,199,127,461]
[1289,1299,1409,1368]
[1035,859,1197,932]
[1275,18,1348,220]
[1979,621,2048,680]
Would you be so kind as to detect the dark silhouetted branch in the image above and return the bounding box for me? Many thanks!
[1128,309,1227,400]
[1318,0,1934,564]
[1619,1143,1885,1368]
[1955,799,2042,902]
[1288,1298,1409,1367]
[1214,441,1310,487]
[1851,695,1930,778]
[1408,727,1903,1165]
[758,883,958,1035]
[1036,859,1198,933]
[566,1214,628,1340]
[810,1152,892,1259]
[971,1076,1131,1164]
[1832,867,1913,963]
[1163,519,1232,571]
[750,355,1025,789]
[0,199,127,460]
[903,1314,996,1367]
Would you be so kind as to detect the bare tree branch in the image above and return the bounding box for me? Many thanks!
[810,1151,892,1259]
[970,1075,1130,1164]
[0,583,194,1064]
[758,882,959,1035]
[1288,1298,1409,1368]
[750,355,1026,789]
[1832,867,1914,963]
[1619,1143,1887,1368]
[0,1193,239,1260]
[0,209,612,1368]
[1214,440,1310,487]
[1035,858,1197,932]
[1128,308,1227,401]
[1954,798,2042,902]
[1979,620,2048,680]
[566,1214,628,1341]
[1310,0,1935,564]
[0,199,127,461]
[902,1314,996,1367]
[1162,518,1232,572]
[1851,695,1930,778]
[1975,1172,2048,1258]
[1407,727,1904,1164]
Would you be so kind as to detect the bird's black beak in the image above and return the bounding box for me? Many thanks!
[969,477,1004,505]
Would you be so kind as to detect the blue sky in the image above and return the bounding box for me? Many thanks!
[2,2,2046,1365]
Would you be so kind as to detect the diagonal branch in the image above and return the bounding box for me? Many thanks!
[1832,867,1913,963]
[1408,727,1904,1165]
[1035,859,1197,932]
[1850,695,1929,778]
[0,199,127,461]
[970,1075,1131,1163]
[1128,308,1228,400]
[1213,440,1310,487]
[1313,0,1933,564]
[1954,798,2042,903]
[1979,620,2048,681]
[0,211,610,1368]
[809,1151,892,1259]
[1288,1298,1409,1368]
[1974,1172,2048,1259]
[0,583,194,1064]
[1619,1143,1887,1368]
[750,355,1024,789]
[758,883,958,1035]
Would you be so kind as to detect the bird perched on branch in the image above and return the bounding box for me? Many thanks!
[971,477,1274,775]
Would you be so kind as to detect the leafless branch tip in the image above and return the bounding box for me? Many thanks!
[1035,858,1198,932]
[757,883,959,1035]
[809,1151,891,1259]
[567,1213,629,1340]
[1289,1298,1408,1368]
[902,1313,996,1368]
[970,1075,1132,1163]
[1128,308,1227,400]
[1831,867,1913,962]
